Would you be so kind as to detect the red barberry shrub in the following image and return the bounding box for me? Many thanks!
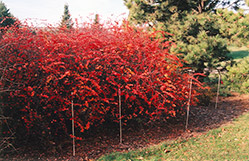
[0,21,204,143]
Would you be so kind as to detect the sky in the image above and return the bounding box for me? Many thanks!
[2,0,129,26]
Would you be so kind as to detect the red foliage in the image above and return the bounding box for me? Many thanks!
[0,22,204,139]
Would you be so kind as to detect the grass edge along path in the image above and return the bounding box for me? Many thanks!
[98,111,249,161]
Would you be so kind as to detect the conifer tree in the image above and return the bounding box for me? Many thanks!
[124,0,245,24]
[162,12,231,73]
[124,0,243,74]
[94,14,100,25]
[0,1,15,28]
[61,4,73,29]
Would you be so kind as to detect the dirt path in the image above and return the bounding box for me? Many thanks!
[2,93,249,160]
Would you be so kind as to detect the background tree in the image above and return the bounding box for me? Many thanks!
[162,12,231,73]
[94,14,100,25]
[216,9,249,46]
[124,0,245,24]
[60,4,73,29]
[0,1,15,29]
[124,0,248,74]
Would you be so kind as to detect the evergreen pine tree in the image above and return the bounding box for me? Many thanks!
[0,1,15,28]
[94,14,100,25]
[162,12,231,73]
[61,4,73,29]
[124,0,245,24]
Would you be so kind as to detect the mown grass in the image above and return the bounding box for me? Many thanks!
[98,112,249,161]
[227,46,249,60]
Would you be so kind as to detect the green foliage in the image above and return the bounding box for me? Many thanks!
[223,57,249,93]
[124,1,247,74]
[94,14,100,25]
[216,9,249,46]
[124,1,249,74]
[124,0,215,24]
[162,12,231,73]
[60,4,73,29]
[124,0,246,24]
[0,1,15,29]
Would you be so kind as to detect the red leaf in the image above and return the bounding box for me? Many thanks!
[85,122,90,130]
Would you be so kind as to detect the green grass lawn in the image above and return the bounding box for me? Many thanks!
[210,46,249,68]
[98,112,249,161]
[227,46,249,60]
